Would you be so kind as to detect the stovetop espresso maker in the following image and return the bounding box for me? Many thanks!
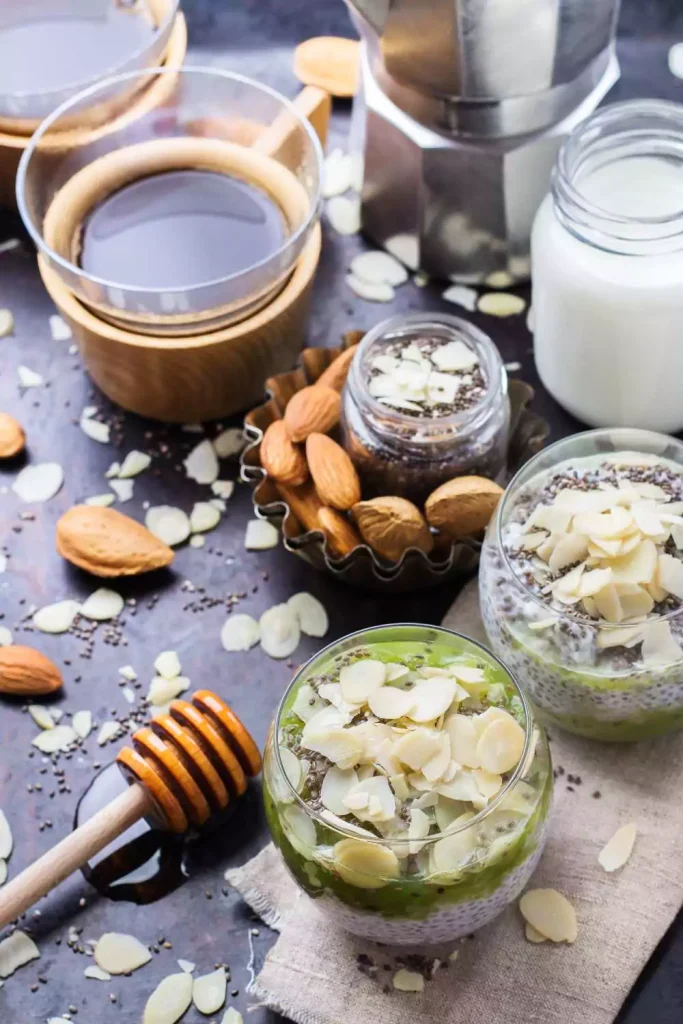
[346,0,621,281]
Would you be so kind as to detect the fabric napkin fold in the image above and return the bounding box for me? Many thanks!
[227,580,683,1024]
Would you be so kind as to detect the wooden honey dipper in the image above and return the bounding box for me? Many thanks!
[0,690,261,929]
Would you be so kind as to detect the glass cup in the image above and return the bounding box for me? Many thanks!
[263,623,552,946]
[480,427,683,741]
[17,67,323,335]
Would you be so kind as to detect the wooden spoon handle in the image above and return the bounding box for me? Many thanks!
[0,783,151,930]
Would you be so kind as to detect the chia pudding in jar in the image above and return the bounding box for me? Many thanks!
[263,624,551,946]
[340,313,510,504]
[480,428,683,741]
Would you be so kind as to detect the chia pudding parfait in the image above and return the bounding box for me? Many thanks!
[263,624,552,946]
[340,313,510,504]
[480,428,683,741]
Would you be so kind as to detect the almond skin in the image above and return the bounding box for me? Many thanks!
[260,420,308,485]
[425,476,504,539]
[284,385,341,443]
[0,413,25,458]
[56,505,174,577]
[277,481,324,534]
[317,345,359,392]
[318,506,361,558]
[352,496,434,562]
[0,645,63,696]
[306,433,361,510]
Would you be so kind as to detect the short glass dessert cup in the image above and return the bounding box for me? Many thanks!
[340,313,510,505]
[480,428,683,742]
[263,624,552,947]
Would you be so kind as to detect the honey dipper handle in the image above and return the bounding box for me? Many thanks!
[0,783,151,930]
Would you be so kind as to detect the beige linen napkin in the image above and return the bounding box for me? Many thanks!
[228,581,683,1024]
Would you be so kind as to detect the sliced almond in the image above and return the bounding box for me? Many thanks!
[519,889,577,943]
[548,534,589,572]
[333,838,399,888]
[350,250,408,287]
[323,148,353,198]
[177,960,195,974]
[143,972,193,1024]
[84,965,112,981]
[598,822,637,872]
[431,813,476,873]
[579,568,612,598]
[344,776,396,822]
[245,519,279,550]
[407,678,457,723]
[641,620,683,666]
[81,588,124,621]
[476,713,525,774]
[346,273,394,302]
[422,733,451,783]
[222,1010,244,1024]
[407,807,431,855]
[367,686,416,720]
[287,592,329,637]
[393,727,442,770]
[190,501,221,534]
[327,196,361,236]
[301,725,362,769]
[259,603,300,659]
[12,462,63,502]
[445,714,480,768]
[33,599,80,634]
[97,721,120,745]
[321,766,359,815]
[610,538,657,585]
[525,923,547,944]
[477,292,525,317]
[0,627,11,646]
[441,284,478,312]
[28,704,54,730]
[392,969,425,993]
[32,725,76,753]
[95,932,151,974]
[184,439,219,484]
[0,308,14,337]
[80,412,109,443]
[193,967,226,1015]
[145,506,191,547]
[213,428,245,459]
[154,650,181,680]
[0,810,12,860]
[148,676,190,706]
[0,931,40,978]
[49,314,71,341]
[291,683,325,723]
[657,553,683,599]
[18,365,44,388]
[73,710,93,739]
[339,659,386,703]
[212,480,235,500]
[221,614,260,652]
[596,625,644,650]
[85,493,115,507]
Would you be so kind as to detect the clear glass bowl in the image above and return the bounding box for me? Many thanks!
[0,0,179,131]
[480,427,683,741]
[263,623,552,946]
[17,67,323,336]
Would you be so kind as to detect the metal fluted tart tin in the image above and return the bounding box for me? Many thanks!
[241,336,549,592]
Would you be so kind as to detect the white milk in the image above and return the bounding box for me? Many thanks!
[531,154,683,432]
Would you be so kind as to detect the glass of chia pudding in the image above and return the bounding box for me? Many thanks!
[263,624,552,946]
[480,428,683,741]
[340,313,510,505]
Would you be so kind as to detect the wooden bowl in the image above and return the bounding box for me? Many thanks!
[0,5,187,210]
[37,223,321,423]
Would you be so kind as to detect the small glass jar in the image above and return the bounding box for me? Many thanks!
[340,313,510,504]
[479,428,683,742]
[263,623,552,947]
[532,100,683,433]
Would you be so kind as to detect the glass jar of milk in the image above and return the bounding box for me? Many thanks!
[531,100,683,432]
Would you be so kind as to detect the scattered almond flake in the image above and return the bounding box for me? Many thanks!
[442,283,478,311]
[95,932,151,974]
[260,603,301,659]
[287,592,329,637]
[122,685,136,704]
[17,364,43,387]
[190,501,221,533]
[477,292,526,317]
[97,721,120,746]
[598,823,637,872]
[49,314,72,341]
[221,614,260,652]
[119,665,137,681]
[485,269,515,289]
[28,704,55,730]
[148,676,190,705]
[213,427,245,459]
[72,710,93,740]
[105,461,121,479]
[525,923,547,943]
[385,233,418,270]
[0,627,12,646]
[0,810,12,860]
[669,42,683,79]
[0,309,14,337]
[12,462,63,502]
[221,1011,243,1024]
[146,506,191,547]
[185,438,219,484]
[327,195,361,235]
[143,972,193,1024]
[413,270,429,287]
[190,535,205,548]
[177,959,195,974]
[212,480,235,500]
[154,650,181,679]
[392,969,424,993]
[323,148,353,197]
[68,343,78,354]
[505,360,522,372]
[85,493,116,507]
[641,620,683,666]
[82,405,98,419]
[33,599,81,633]
[109,478,134,502]
[346,273,394,302]
[210,499,227,513]
[245,519,279,550]
[32,725,77,753]
[350,250,408,287]
[193,966,227,1014]
[118,450,151,478]
[0,931,40,978]
[81,587,124,621]
[0,859,7,884]
[519,888,577,943]
[80,412,110,443]
[84,965,111,981]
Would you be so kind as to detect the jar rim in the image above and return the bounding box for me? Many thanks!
[346,311,507,436]
[273,622,537,845]
[496,426,683,630]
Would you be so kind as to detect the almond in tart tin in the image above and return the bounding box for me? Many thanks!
[240,332,549,592]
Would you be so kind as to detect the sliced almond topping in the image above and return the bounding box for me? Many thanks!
[321,766,359,815]
[435,771,480,803]
[593,583,624,623]
[367,686,416,720]
[301,725,362,769]
[476,713,525,774]
[408,807,431,855]
[333,838,400,889]
[193,967,226,1015]
[95,932,151,974]
[641,620,683,666]
[445,714,481,768]
[579,568,612,598]
[431,813,476,873]
[519,889,577,943]
[343,776,396,822]
[596,625,644,650]
[548,534,589,573]
[143,972,193,1024]
[421,733,451,782]
[473,768,503,800]
[32,725,77,753]
[339,659,386,703]
[259,604,300,659]
[598,822,637,872]
[477,292,525,317]
[177,960,195,974]
[618,587,654,619]
[393,728,442,771]
[658,553,683,599]
[282,804,317,855]
[221,614,260,652]
[610,538,657,585]
[407,678,457,723]
[287,592,329,638]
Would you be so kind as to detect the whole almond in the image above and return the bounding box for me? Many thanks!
[284,385,341,443]
[318,506,361,559]
[56,505,174,577]
[260,420,308,485]
[352,496,434,562]
[277,481,324,534]
[317,345,359,392]
[425,476,504,539]
[0,645,63,696]
[306,433,361,510]
[0,413,25,458]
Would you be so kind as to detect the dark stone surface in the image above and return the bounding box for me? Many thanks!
[0,3,682,1022]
